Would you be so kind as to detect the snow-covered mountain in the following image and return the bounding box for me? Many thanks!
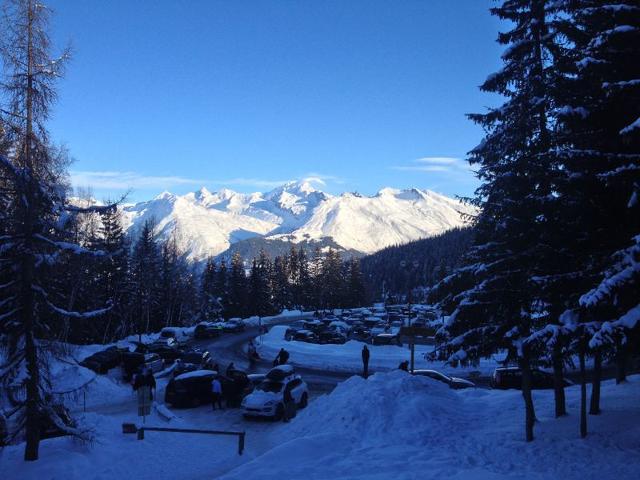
[120,181,475,261]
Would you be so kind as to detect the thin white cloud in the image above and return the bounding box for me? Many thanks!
[70,170,351,194]
[70,170,291,191]
[416,156,461,165]
[391,156,472,174]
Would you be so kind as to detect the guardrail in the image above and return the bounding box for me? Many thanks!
[122,423,246,455]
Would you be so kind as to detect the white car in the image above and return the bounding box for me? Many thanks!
[242,365,309,419]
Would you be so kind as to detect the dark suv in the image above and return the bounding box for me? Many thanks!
[491,367,573,390]
[173,350,213,377]
[165,369,252,408]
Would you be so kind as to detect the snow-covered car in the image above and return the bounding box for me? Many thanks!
[122,352,163,380]
[173,350,213,377]
[194,322,223,339]
[491,367,574,390]
[155,327,190,346]
[293,329,316,343]
[413,369,476,389]
[222,319,245,333]
[372,332,402,346]
[242,365,309,419]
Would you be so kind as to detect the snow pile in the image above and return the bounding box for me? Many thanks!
[222,374,640,480]
[257,325,501,376]
[278,371,458,446]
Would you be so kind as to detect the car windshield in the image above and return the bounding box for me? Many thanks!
[256,381,283,393]
[182,353,202,363]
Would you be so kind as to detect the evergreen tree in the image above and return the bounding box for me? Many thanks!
[0,0,110,459]
[248,251,273,317]
[200,258,221,321]
[130,220,162,336]
[345,258,366,308]
[432,0,563,442]
[553,0,640,435]
[227,252,247,318]
[272,255,291,312]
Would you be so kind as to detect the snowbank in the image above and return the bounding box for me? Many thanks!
[243,310,313,327]
[257,325,502,376]
[222,373,640,480]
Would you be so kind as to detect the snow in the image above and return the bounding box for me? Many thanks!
[3,365,640,480]
[620,116,640,135]
[256,325,502,376]
[119,183,475,260]
[221,372,640,480]
[174,369,216,381]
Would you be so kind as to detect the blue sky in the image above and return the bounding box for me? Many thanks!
[46,0,504,202]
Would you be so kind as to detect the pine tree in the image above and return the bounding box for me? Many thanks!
[0,0,111,459]
[272,255,291,312]
[248,251,273,317]
[432,0,563,442]
[552,0,640,433]
[200,258,221,321]
[227,252,247,318]
[345,258,366,308]
[130,219,162,336]
[214,259,228,315]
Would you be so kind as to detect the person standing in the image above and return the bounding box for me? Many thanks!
[211,377,223,410]
[362,345,370,379]
[143,368,156,400]
[282,385,296,422]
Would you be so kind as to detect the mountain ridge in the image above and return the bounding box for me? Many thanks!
[119,181,475,261]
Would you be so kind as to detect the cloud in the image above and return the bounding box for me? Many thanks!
[391,156,473,174]
[301,172,346,185]
[70,170,345,194]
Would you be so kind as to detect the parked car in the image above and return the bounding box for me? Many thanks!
[349,326,371,342]
[164,369,252,408]
[223,319,245,333]
[194,322,222,339]
[242,365,309,419]
[372,332,402,346]
[122,352,163,381]
[79,346,122,374]
[145,343,185,363]
[318,330,347,345]
[173,350,213,377]
[293,329,317,343]
[165,370,217,408]
[490,367,574,390]
[412,369,476,389]
[155,327,190,346]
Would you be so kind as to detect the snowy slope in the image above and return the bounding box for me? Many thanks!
[120,181,474,261]
[221,372,640,480]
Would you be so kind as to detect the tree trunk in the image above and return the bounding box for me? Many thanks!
[615,341,627,384]
[521,354,536,442]
[579,346,587,438]
[589,350,602,415]
[552,344,567,417]
[24,0,40,461]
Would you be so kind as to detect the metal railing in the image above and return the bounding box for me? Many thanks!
[122,423,246,455]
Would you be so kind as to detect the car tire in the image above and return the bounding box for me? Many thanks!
[299,393,308,409]
[274,403,284,421]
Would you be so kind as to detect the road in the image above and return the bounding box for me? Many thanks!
[191,316,639,392]
[191,317,353,393]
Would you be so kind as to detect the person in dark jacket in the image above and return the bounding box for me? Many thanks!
[226,362,236,376]
[362,345,370,379]
[399,360,409,372]
[143,368,156,399]
[282,385,296,422]
[278,348,290,365]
